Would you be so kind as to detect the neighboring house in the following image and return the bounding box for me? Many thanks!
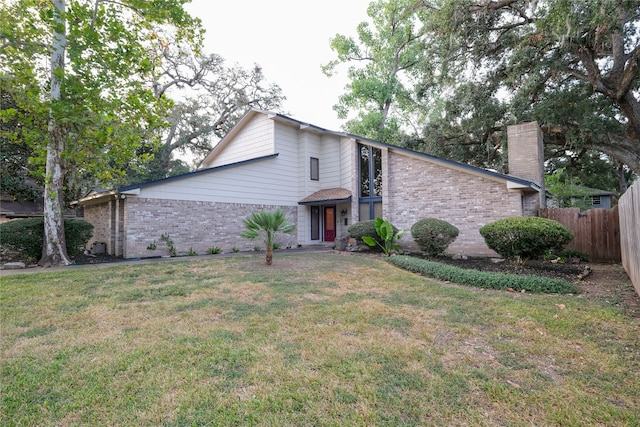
[74,110,546,258]
[0,197,80,223]
[549,185,615,209]
[0,199,44,223]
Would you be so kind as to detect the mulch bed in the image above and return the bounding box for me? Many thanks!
[411,253,587,282]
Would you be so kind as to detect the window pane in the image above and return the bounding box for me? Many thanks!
[359,203,370,221]
[373,202,382,219]
[310,157,319,181]
[373,148,382,196]
[311,206,320,240]
[360,145,370,197]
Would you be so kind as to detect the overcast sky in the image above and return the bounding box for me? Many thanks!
[184,0,372,131]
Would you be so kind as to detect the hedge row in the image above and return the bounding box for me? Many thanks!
[387,255,579,294]
[0,218,93,262]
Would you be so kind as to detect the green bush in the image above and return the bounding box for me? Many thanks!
[560,248,590,262]
[348,220,399,252]
[411,218,459,256]
[64,219,94,256]
[388,255,578,294]
[479,217,573,261]
[0,217,93,261]
[0,218,43,262]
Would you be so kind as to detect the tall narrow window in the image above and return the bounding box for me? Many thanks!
[373,147,382,197]
[311,206,320,240]
[310,157,319,181]
[358,144,382,220]
[360,145,370,197]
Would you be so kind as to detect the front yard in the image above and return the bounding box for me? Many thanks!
[1,252,639,426]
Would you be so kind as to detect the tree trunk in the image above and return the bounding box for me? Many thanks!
[265,246,273,266]
[40,0,71,267]
[591,137,640,177]
[617,163,628,195]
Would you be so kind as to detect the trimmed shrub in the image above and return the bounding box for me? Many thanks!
[411,218,459,256]
[64,219,94,256]
[388,255,579,294]
[348,219,399,252]
[0,218,43,262]
[0,217,93,261]
[479,217,573,261]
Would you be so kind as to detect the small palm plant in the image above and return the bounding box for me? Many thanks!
[241,209,296,265]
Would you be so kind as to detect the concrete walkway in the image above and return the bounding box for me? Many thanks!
[0,245,335,277]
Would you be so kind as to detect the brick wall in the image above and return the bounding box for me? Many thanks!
[83,201,111,251]
[386,153,524,256]
[522,192,540,217]
[507,122,546,209]
[123,198,298,258]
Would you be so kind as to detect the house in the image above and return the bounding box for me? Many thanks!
[552,185,615,209]
[0,199,44,223]
[0,197,80,223]
[74,110,545,258]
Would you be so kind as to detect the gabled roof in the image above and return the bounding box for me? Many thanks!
[118,154,278,192]
[75,109,542,206]
[299,188,352,205]
[74,154,279,205]
[256,109,542,192]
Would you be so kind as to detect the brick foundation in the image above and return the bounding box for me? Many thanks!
[126,198,299,258]
[386,153,524,256]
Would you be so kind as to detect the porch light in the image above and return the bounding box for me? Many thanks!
[340,209,348,217]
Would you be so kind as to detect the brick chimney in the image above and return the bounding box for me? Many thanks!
[507,122,546,209]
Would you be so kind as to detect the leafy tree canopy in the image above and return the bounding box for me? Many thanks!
[1,0,202,193]
[132,48,285,186]
[1,0,202,265]
[322,0,428,142]
[327,0,640,185]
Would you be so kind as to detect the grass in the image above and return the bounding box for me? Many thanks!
[2,252,639,426]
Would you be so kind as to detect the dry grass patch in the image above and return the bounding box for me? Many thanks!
[2,252,639,426]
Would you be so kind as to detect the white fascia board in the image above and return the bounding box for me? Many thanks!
[121,188,140,195]
[507,181,532,189]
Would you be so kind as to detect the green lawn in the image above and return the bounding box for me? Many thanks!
[2,252,639,426]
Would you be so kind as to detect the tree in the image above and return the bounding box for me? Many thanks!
[427,0,640,175]
[241,209,296,266]
[0,89,41,202]
[1,0,200,266]
[322,0,427,142]
[147,50,285,178]
[327,0,640,179]
[545,149,636,199]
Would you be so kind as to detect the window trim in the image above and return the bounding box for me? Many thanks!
[310,157,319,181]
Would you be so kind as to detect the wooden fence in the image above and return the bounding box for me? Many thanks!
[538,207,621,263]
[618,182,640,297]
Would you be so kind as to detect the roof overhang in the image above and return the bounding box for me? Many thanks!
[72,189,117,206]
[299,188,352,205]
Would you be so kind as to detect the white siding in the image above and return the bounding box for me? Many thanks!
[340,137,359,230]
[258,121,354,245]
[273,122,300,194]
[293,131,344,196]
[205,114,275,168]
[137,156,301,205]
[319,134,342,188]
